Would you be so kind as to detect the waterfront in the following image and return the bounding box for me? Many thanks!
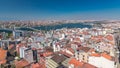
[20,23,92,31]
[0,23,92,32]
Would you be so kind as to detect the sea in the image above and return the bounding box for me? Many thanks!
[0,23,92,33]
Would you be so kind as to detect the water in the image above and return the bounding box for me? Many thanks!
[33,23,92,31]
[0,29,12,33]
[0,23,92,32]
[16,27,35,31]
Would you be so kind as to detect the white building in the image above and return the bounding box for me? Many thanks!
[88,56,115,68]
[19,47,28,58]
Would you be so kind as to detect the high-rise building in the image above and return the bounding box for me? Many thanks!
[24,48,34,63]
[13,30,23,39]
[20,47,34,63]
[33,49,38,63]
[19,47,27,58]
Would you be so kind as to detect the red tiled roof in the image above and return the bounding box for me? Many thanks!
[89,48,95,53]
[74,38,81,41]
[97,35,104,39]
[82,31,89,35]
[105,35,113,41]
[67,47,75,54]
[77,46,91,52]
[0,59,6,64]
[60,51,72,58]
[43,52,53,57]
[31,63,41,68]
[39,63,46,68]
[15,59,29,68]
[38,57,46,68]
[101,52,112,60]
[69,58,84,68]
[90,53,101,57]
[91,36,104,42]
[69,58,97,68]
[0,48,7,60]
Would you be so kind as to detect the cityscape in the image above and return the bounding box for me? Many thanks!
[0,0,120,68]
[0,20,120,68]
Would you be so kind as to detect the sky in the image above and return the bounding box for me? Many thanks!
[0,0,120,20]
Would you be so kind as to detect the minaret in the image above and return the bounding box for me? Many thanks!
[12,25,16,39]
[57,45,60,51]
[53,41,56,52]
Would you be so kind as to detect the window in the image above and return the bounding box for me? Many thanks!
[83,55,85,57]
[83,58,84,60]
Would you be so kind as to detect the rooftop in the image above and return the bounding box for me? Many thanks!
[77,46,91,53]
[69,58,97,68]
[51,54,67,64]
[105,34,113,41]
[101,52,113,60]
[31,63,41,68]
[0,48,7,60]
[69,58,84,68]
[15,59,29,68]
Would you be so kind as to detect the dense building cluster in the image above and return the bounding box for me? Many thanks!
[0,22,120,68]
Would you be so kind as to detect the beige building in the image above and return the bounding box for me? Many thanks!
[74,46,91,63]
[75,50,89,63]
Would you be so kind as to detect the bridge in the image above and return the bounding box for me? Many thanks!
[0,27,40,33]
[15,27,40,31]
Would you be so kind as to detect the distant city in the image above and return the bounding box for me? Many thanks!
[0,20,120,68]
[1,0,120,67]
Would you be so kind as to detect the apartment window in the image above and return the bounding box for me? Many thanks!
[83,55,84,57]
[83,58,84,60]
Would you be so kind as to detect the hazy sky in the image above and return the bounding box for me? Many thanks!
[0,0,120,20]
